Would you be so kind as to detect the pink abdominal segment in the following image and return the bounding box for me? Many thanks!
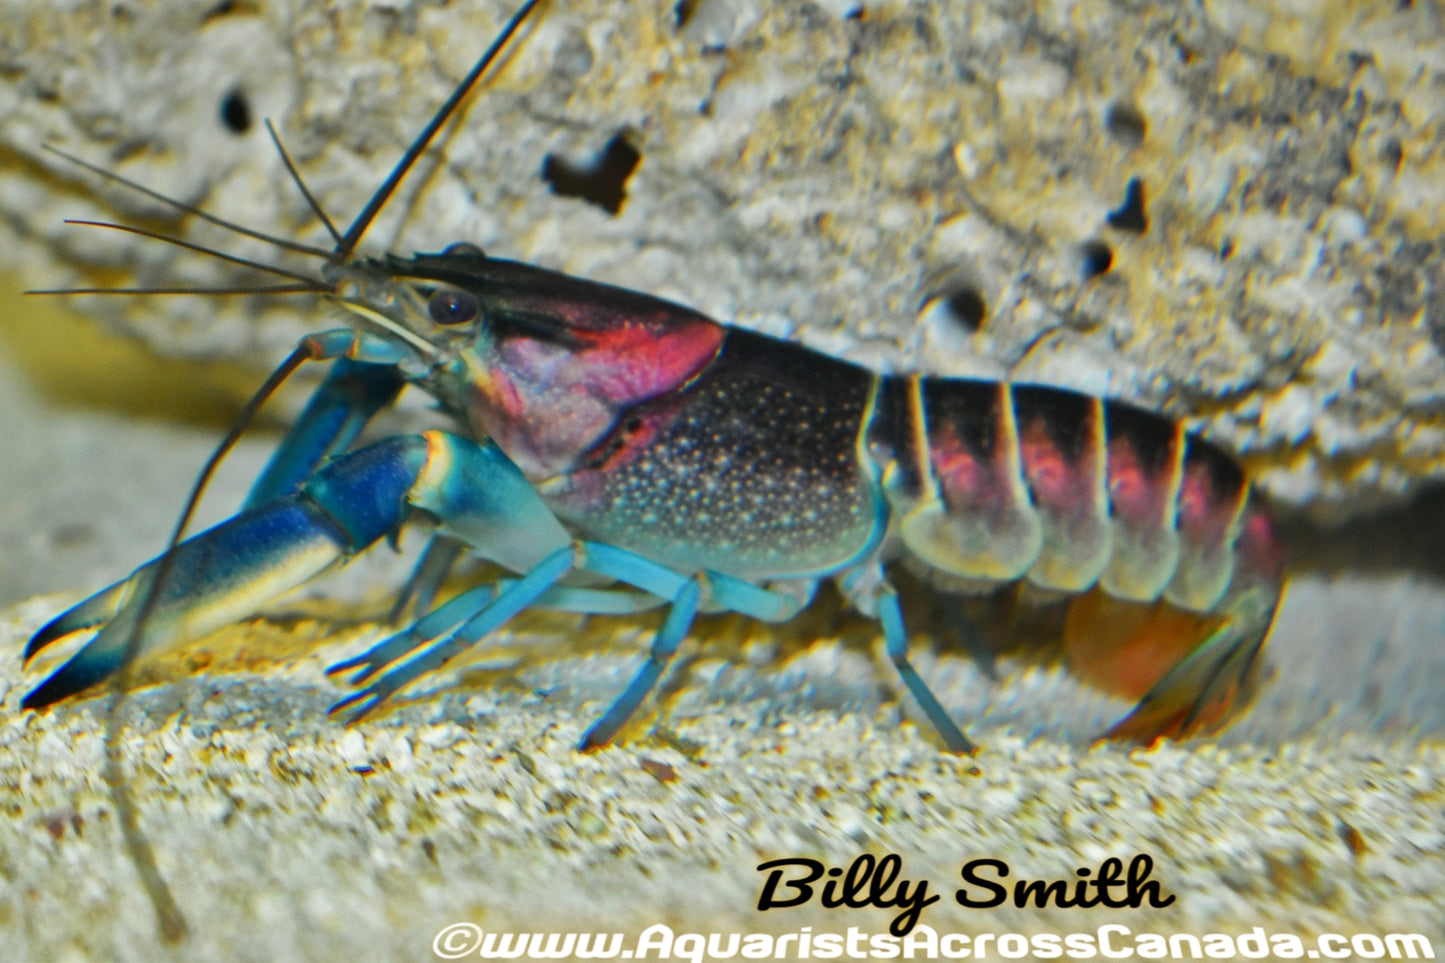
[1175,458,1246,557]
[1019,417,1092,516]
[1106,435,1168,530]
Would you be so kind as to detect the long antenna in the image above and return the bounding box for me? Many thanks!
[30,284,322,297]
[266,120,345,246]
[335,0,543,258]
[73,2,550,944]
[103,342,319,945]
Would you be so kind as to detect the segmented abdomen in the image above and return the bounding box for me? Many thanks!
[868,375,1284,612]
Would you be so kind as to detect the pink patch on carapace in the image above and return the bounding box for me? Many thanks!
[468,313,724,479]
[575,318,723,406]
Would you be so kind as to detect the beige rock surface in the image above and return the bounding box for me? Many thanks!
[0,0,1443,508]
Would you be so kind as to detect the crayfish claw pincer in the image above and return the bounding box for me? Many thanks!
[328,690,385,725]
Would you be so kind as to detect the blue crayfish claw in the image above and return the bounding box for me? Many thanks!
[22,436,447,708]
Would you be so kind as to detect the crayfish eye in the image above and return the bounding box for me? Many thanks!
[428,289,479,326]
[443,242,485,258]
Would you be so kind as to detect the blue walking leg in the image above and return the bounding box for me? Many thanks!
[877,585,976,755]
[576,548,815,749]
[523,585,668,616]
[387,535,465,624]
[331,546,579,720]
[579,575,703,751]
[336,577,671,688]
[331,540,805,737]
[332,583,498,684]
[333,542,699,720]
[584,544,811,623]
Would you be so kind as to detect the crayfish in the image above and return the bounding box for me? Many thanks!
[23,0,1283,756]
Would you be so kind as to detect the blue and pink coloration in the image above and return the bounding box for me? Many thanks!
[21,5,1284,755]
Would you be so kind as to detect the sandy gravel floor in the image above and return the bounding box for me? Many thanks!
[1,568,1442,960]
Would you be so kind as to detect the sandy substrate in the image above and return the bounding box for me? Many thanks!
[1,573,1441,960]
